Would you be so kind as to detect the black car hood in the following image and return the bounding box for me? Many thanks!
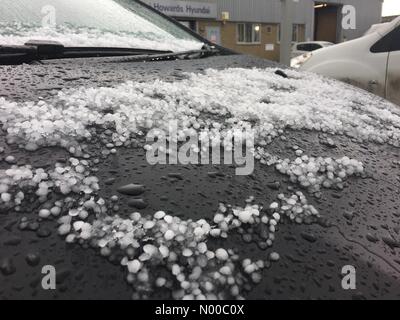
[0,54,400,300]
[0,55,280,101]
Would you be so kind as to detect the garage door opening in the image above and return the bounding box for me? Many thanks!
[314,2,340,43]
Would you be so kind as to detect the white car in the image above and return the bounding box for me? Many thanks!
[294,17,400,105]
[291,41,334,59]
[364,22,391,36]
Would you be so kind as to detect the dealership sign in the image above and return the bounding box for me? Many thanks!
[143,0,217,18]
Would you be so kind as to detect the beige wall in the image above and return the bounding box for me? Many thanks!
[197,20,305,61]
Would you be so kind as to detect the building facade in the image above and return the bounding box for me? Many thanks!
[142,0,383,61]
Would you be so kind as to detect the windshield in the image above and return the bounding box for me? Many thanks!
[0,0,203,52]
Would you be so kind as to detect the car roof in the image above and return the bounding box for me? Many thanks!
[294,41,333,46]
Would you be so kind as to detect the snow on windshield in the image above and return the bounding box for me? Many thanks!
[0,22,203,52]
[0,0,203,52]
[1,67,399,299]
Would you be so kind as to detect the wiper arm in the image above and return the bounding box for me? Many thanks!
[119,44,222,63]
[0,40,172,65]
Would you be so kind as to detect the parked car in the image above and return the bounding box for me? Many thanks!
[294,17,400,105]
[291,41,334,59]
[1,0,400,301]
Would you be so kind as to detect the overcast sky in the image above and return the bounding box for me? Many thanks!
[383,0,400,16]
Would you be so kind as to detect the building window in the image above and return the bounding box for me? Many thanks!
[292,24,300,42]
[178,20,197,32]
[277,24,303,43]
[237,23,261,44]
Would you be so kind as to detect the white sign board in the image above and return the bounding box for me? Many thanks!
[143,0,218,19]
[265,44,275,51]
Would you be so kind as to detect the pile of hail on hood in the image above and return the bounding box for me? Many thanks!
[1,67,399,300]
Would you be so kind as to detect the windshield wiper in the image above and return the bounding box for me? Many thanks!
[118,44,222,63]
[0,40,173,65]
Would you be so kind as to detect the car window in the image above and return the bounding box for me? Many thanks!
[296,44,306,51]
[0,0,203,52]
[309,44,322,51]
[371,25,400,53]
[296,43,322,52]
[297,44,310,51]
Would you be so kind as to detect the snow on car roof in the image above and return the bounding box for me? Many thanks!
[368,16,400,37]
[1,67,400,299]
[294,41,333,45]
